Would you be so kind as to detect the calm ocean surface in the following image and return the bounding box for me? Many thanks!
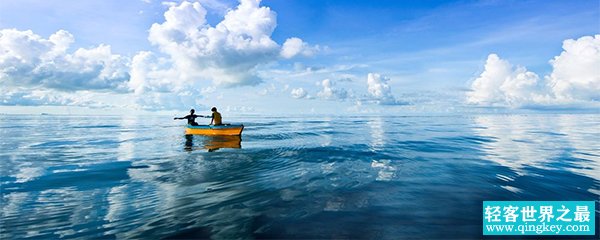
[1,114,599,239]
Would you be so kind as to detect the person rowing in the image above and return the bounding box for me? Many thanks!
[174,109,203,126]
[174,107,223,126]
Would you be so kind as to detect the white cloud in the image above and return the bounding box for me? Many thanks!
[201,86,216,94]
[0,1,324,110]
[290,87,308,99]
[0,28,130,109]
[128,0,320,110]
[128,51,204,110]
[0,87,111,108]
[499,69,544,106]
[146,0,317,87]
[161,1,177,7]
[467,54,511,105]
[467,54,546,107]
[287,74,405,106]
[468,35,600,108]
[317,79,348,100]
[548,35,600,101]
[281,37,319,59]
[0,88,71,106]
[128,51,176,94]
[367,73,399,105]
[0,28,130,91]
[132,91,205,111]
[147,0,275,86]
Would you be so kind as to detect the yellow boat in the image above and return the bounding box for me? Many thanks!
[185,124,244,136]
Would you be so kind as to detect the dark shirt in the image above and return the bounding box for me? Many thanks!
[183,114,200,125]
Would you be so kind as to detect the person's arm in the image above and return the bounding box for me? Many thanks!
[210,113,214,125]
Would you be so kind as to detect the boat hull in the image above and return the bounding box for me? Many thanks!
[185,124,244,136]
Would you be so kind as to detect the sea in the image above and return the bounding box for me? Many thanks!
[1,114,599,239]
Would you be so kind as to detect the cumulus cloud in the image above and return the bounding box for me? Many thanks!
[467,54,546,107]
[145,0,317,87]
[317,79,349,100]
[468,35,600,108]
[290,87,308,99]
[281,37,319,59]
[128,51,176,94]
[548,35,600,101]
[0,0,324,110]
[290,74,404,105]
[367,73,400,105]
[0,29,130,91]
[0,27,199,111]
[128,51,206,110]
[126,0,320,110]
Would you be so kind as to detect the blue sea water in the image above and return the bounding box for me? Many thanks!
[0,114,599,239]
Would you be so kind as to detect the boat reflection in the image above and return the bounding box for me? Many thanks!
[184,134,242,152]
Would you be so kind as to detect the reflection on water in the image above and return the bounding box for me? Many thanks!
[474,115,559,174]
[474,115,600,197]
[474,115,600,178]
[368,117,396,181]
[184,135,242,152]
[0,114,598,239]
[368,117,385,151]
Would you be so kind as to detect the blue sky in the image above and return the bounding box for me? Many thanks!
[0,0,598,115]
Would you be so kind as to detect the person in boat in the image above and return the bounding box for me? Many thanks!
[209,107,223,126]
[174,109,203,126]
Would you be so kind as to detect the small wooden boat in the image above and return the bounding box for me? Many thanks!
[185,124,244,136]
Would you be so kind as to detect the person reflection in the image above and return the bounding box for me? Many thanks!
[183,135,242,152]
[184,134,194,151]
[204,136,242,152]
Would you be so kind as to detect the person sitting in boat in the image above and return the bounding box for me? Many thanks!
[174,109,203,126]
[210,107,223,126]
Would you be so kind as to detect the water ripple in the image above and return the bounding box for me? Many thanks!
[1,114,598,239]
